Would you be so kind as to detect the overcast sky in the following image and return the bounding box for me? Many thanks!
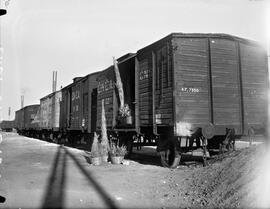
[0,0,269,120]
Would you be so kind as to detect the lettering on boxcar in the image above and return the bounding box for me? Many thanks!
[72,92,75,101]
[104,97,112,105]
[249,89,257,95]
[180,87,200,93]
[98,79,114,93]
[139,69,149,80]
[156,113,162,124]
[72,90,80,101]
[248,89,266,99]
[98,82,104,93]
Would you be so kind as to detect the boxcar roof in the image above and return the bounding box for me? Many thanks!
[16,104,40,112]
[40,90,61,101]
[137,33,265,54]
[97,53,136,80]
[61,71,101,90]
[117,53,136,62]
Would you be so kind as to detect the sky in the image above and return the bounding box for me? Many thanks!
[0,0,269,120]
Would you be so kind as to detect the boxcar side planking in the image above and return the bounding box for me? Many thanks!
[136,33,268,167]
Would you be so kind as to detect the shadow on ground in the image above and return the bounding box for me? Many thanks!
[129,147,162,167]
[41,145,118,209]
[43,136,163,167]
[41,146,67,209]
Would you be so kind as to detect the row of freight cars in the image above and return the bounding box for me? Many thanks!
[0,120,15,132]
[14,33,269,167]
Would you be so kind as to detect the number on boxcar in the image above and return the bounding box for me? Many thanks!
[139,69,149,80]
[180,87,200,93]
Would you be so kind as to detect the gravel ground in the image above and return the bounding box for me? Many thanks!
[0,132,269,209]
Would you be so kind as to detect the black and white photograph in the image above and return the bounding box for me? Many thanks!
[0,0,270,208]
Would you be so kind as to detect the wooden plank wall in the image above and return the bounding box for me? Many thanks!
[70,83,81,130]
[240,43,268,133]
[97,58,135,130]
[15,110,24,130]
[97,71,115,128]
[154,44,173,126]
[51,91,62,130]
[82,79,89,130]
[40,96,52,129]
[24,105,40,129]
[138,54,153,125]
[87,74,99,133]
[97,88,114,128]
[137,36,268,136]
[210,39,241,134]
[59,88,69,130]
[173,38,210,128]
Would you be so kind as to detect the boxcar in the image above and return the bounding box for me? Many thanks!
[96,53,136,151]
[96,53,136,129]
[11,32,268,168]
[15,104,40,136]
[39,90,62,140]
[60,76,84,137]
[60,72,100,144]
[15,109,24,133]
[0,120,15,132]
[135,33,268,165]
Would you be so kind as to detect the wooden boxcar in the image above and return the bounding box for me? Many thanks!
[38,90,62,140]
[60,72,100,144]
[15,104,40,136]
[11,32,268,168]
[96,53,136,129]
[15,109,24,132]
[96,53,136,151]
[135,33,268,159]
[94,33,268,165]
[0,120,15,132]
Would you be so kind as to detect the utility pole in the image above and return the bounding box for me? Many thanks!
[52,71,57,92]
[21,95,24,109]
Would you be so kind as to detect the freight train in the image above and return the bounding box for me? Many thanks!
[0,120,15,132]
[14,33,269,167]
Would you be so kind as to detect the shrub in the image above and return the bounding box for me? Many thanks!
[89,150,101,158]
[90,132,101,157]
[109,143,127,157]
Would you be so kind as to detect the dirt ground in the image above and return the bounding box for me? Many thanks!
[0,132,269,209]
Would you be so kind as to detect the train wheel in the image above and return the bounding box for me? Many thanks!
[159,141,180,169]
